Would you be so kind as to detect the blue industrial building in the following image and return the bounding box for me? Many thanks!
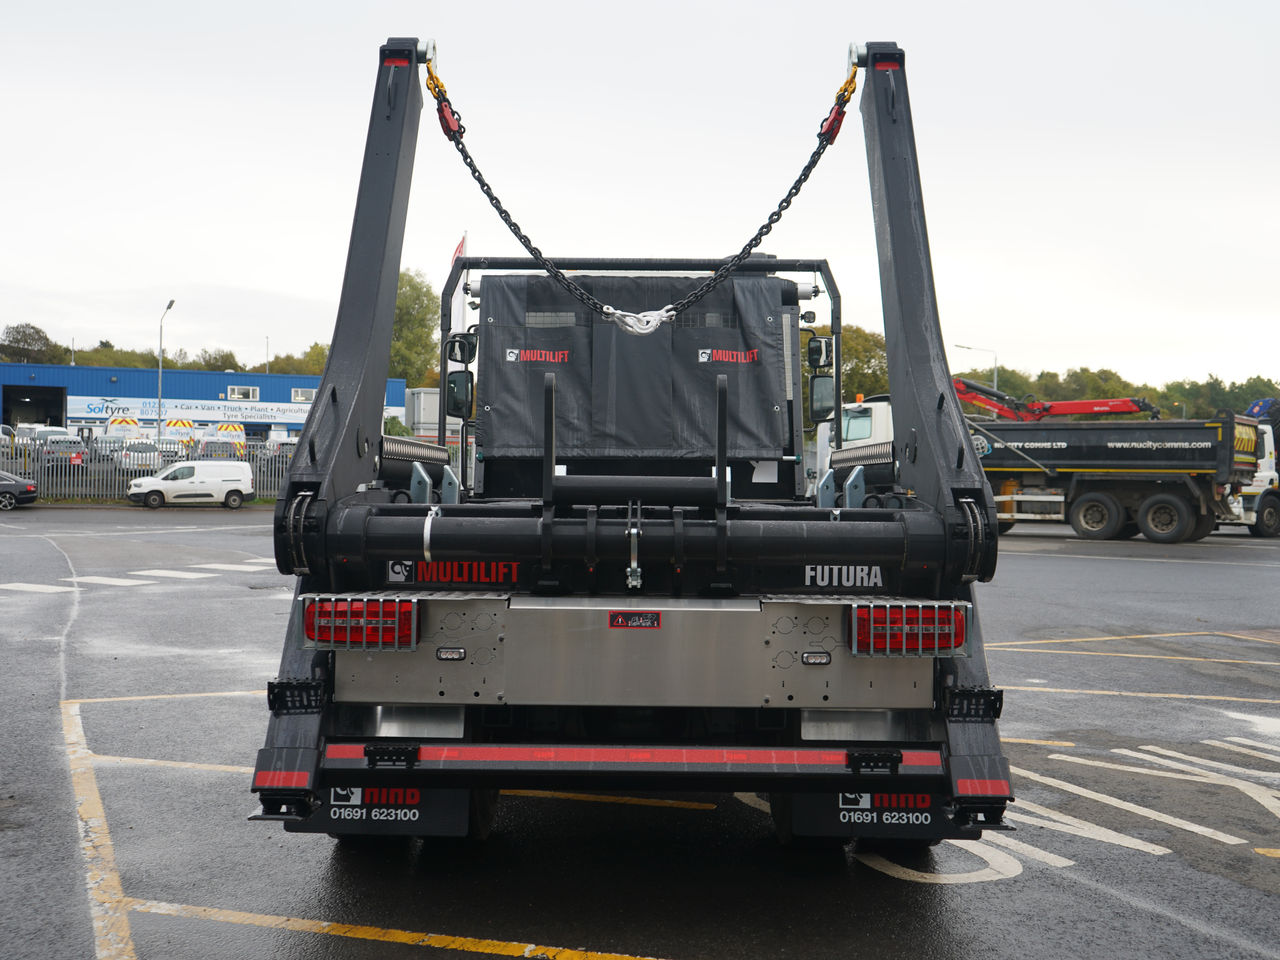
[1,362,406,440]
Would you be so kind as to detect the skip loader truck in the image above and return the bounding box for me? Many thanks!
[251,38,1012,848]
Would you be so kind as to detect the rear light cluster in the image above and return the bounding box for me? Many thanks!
[846,600,970,657]
[302,596,418,650]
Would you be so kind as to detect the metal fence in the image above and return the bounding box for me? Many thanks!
[0,444,293,505]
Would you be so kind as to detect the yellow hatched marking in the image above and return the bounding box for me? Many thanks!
[1256,848,1280,858]
[125,899,668,958]
[61,702,137,959]
[501,789,716,811]
[1003,686,1280,705]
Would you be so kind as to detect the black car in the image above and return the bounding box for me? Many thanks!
[0,469,37,510]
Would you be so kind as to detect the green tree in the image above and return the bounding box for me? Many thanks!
[193,348,242,371]
[1,323,67,363]
[392,269,441,388]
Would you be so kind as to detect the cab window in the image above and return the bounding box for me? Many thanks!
[163,466,195,481]
[842,408,874,442]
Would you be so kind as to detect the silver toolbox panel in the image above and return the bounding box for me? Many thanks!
[335,594,933,709]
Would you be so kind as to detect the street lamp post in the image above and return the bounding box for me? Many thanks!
[954,343,998,392]
[157,299,175,437]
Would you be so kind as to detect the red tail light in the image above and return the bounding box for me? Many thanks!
[304,598,416,649]
[850,603,967,654]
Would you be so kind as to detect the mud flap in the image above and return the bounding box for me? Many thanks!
[777,790,976,840]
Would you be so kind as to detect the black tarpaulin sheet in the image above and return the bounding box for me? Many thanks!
[474,275,788,458]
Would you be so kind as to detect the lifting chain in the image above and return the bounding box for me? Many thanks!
[423,56,858,334]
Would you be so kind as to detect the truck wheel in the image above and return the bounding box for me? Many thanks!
[144,490,164,509]
[1185,510,1216,542]
[1136,493,1193,543]
[997,521,1016,535]
[1069,492,1125,539]
[1250,494,1280,537]
[224,490,244,510]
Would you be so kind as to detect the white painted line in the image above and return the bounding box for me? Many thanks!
[980,832,1075,867]
[1226,737,1280,758]
[0,582,79,593]
[1138,744,1280,780]
[1006,801,1171,855]
[240,559,277,565]
[1010,765,1247,845]
[1112,749,1280,822]
[61,577,157,587]
[127,570,218,580]
[1205,739,1280,764]
[189,564,276,572]
[856,839,1022,884]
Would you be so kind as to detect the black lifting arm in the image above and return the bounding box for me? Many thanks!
[859,43,997,583]
[274,38,425,580]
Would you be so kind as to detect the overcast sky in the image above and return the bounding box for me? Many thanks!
[3,1,1276,388]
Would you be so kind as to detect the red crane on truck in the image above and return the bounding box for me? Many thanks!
[953,377,1160,421]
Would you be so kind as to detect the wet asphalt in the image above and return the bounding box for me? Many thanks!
[1,507,1277,960]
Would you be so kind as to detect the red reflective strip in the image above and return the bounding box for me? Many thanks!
[326,744,365,759]
[957,778,1010,796]
[875,61,901,70]
[383,57,410,66]
[416,745,848,766]
[254,770,309,789]
[901,750,942,767]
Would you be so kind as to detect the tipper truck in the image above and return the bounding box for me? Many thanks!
[251,38,1011,847]
[823,383,1260,543]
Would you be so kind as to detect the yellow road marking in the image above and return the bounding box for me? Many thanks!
[124,899,668,959]
[988,632,1210,648]
[1002,738,1076,747]
[61,702,137,959]
[1004,686,1280,705]
[994,649,1280,667]
[1256,848,1280,858]
[91,754,254,775]
[65,690,265,705]
[988,632,1280,649]
[501,789,716,810]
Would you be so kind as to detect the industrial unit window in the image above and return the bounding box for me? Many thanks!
[228,385,259,401]
[291,387,316,403]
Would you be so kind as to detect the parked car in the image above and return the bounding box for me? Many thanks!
[197,439,241,460]
[37,436,88,466]
[0,469,37,510]
[89,436,127,464]
[115,441,162,473]
[154,438,185,464]
[127,460,254,509]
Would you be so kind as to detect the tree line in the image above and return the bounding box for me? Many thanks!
[1,270,443,387]
[4,275,1275,418]
[806,323,1277,421]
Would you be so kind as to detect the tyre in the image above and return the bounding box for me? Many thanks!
[997,521,1017,535]
[224,490,244,510]
[1068,491,1125,539]
[1185,510,1216,542]
[1135,492,1193,543]
[0,492,15,511]
[1250,494,1280,538]
[144,490,164,509]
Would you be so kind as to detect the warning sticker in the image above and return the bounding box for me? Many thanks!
[609,611,661,629]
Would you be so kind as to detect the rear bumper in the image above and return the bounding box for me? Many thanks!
[251,739,1013,838]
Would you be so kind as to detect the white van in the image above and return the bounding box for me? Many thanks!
[127,460,254,509]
